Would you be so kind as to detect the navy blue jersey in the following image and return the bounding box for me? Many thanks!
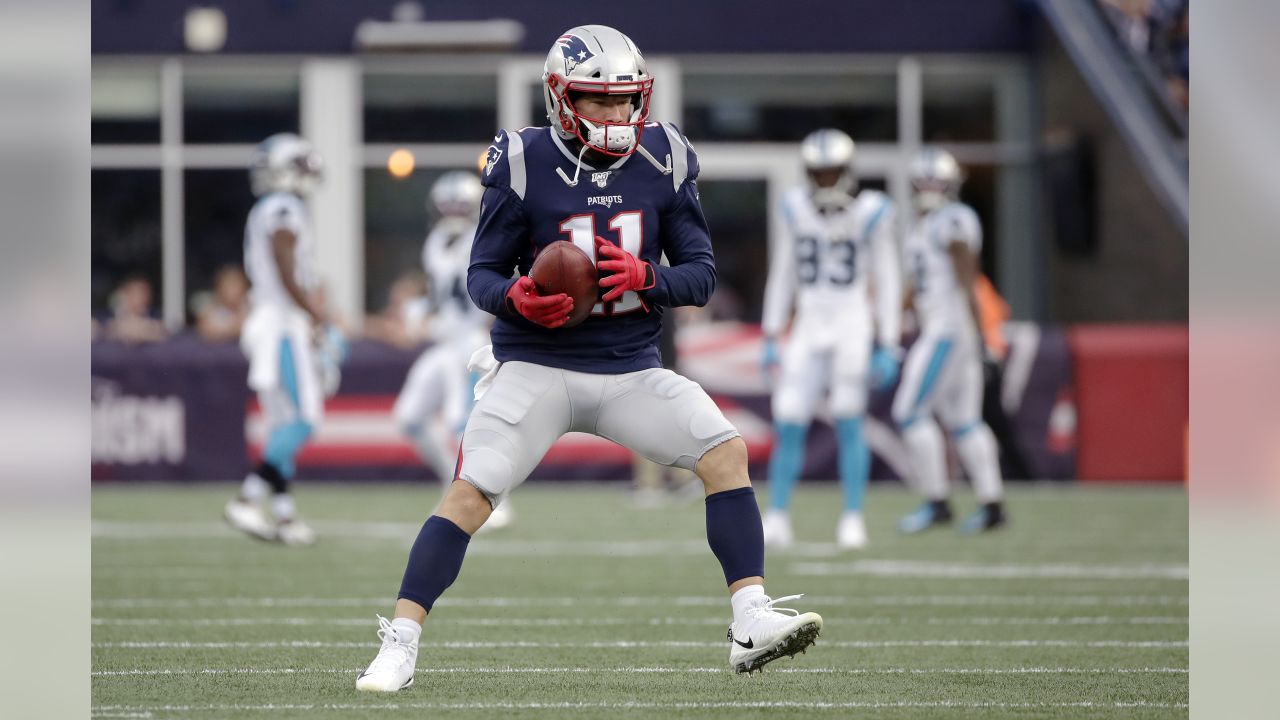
[469,123,715,373]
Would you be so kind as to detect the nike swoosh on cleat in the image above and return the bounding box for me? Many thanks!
[731,634,754,649]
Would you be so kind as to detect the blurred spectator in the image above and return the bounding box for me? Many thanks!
[363,272,430,350]
[192,265,249,342]
[1099,0,1189,110]
[99,274,167,344]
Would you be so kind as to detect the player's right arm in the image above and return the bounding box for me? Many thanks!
[760,192,799,373]
[264,199,324,325]
[467,130,571,328]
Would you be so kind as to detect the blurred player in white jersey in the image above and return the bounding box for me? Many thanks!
[760,129,902,550]
[391,171,510,530]
[224,133,344,546]
[894,147,1007,534]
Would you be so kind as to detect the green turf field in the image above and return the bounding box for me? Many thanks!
[92,482,1187,719]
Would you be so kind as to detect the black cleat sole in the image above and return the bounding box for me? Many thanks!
[733,621,821,674]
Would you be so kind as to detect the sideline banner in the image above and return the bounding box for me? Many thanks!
[91,322,1076,483]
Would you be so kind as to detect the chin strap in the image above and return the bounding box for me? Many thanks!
[556,141,673,188]
[555,143,590,188]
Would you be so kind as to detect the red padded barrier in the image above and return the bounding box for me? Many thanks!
[1068,324,1188,481]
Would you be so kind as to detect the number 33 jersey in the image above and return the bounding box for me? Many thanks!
[762,187,901,350]
[468,123,716,374]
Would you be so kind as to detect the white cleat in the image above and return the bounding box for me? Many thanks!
[275,517,316,546]
[356,615,418,692]
[224,498,276,542]
[761,510,794,549]
[727,593,823,674]
[836,511,868,550]
[476,500,515,533]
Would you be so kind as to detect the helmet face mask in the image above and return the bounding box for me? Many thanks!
[800,129,857,210]
[909,147,964,213]
[250,133,323,197]
[543,25,654,158]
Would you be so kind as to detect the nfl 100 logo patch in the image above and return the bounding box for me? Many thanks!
[591,171,611,188]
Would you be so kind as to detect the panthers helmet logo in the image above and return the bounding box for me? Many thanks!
[556,34,595,73]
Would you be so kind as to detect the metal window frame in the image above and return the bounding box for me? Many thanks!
[91,52,1041,326]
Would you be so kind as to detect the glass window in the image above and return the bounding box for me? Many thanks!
[184,67,300,143]
[956,163,997,278]
[684,71,897,142]
[364,73,498,143]
[184,170,256,323]
[698,180,769,322]
[92,170,162,314]
[923,72,996,142]
[92,66,162,144]
[364,167,468,313]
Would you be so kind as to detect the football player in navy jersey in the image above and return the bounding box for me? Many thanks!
[357,25,821,691]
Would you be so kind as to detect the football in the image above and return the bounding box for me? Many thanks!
[529,240,598,327]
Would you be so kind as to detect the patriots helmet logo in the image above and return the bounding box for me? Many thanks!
[483,144,503,176]
[556,34,595,73]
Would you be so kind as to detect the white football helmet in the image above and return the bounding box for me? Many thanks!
[430,171,483,219]
[542,25,653,157]
[800,128,857,210]
[250,133,323,197]
[909,147,964,212]
[248,133,322,196]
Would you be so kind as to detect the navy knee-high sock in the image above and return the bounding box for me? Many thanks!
[705,487,766,585]
[398,516,471,612]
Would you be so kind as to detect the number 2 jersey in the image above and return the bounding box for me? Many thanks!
[468,123,715,374]
[761,187,901,349]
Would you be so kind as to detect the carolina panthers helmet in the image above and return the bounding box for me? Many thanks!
[250,133,323,197]
[800,129,858,210]
[542,25,653,157]
[909,147,964,212]
[429,170,483,219]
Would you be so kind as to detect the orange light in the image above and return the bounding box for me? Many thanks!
[388,149,415,179]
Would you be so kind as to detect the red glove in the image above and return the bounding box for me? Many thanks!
[596,235,656,302]
[505,276,573,328]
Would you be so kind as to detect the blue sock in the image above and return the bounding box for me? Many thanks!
[767,422,808,511]
[705,487,765,585]
[836,417,870,512]
[263,420,311,479]
[398,516,471,612]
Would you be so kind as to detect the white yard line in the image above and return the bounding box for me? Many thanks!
[90,700,1188,713]
[91,615,1185,627]
[790,560,1189,580]
[91,594,1190,609]
[92,665,1189,677]
[93,639,1188,649]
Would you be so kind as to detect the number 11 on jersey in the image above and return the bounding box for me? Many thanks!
[558,211,645,315]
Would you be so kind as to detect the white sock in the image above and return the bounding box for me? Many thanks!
[730,584,766,623]
[239,473,269,502]
[955,423,1004,503]
[271,493,296,522]
[904,419,949,500]
[390,617,422,646]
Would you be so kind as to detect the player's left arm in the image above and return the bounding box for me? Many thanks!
[947,241,983,341]
[647,180,716,307]
[943,205,985,342]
